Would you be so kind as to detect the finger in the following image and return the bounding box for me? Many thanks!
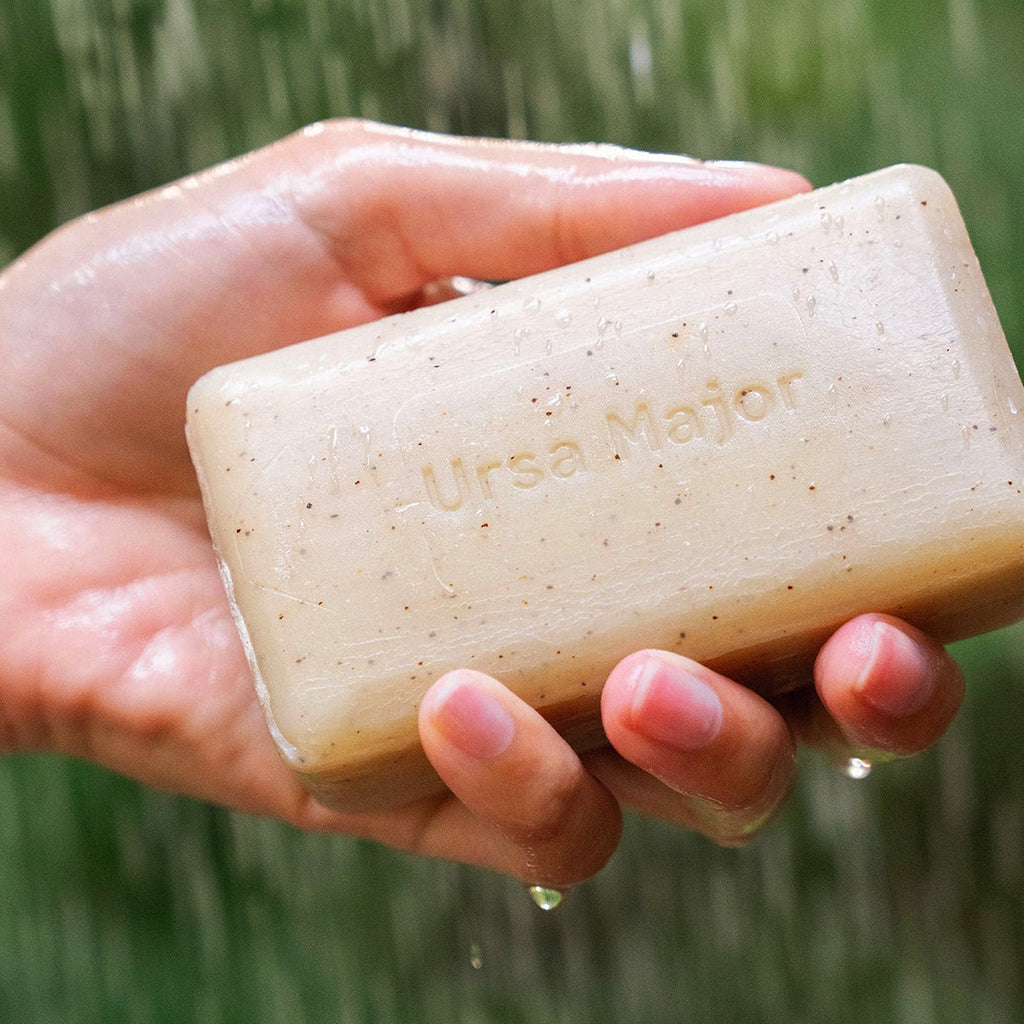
[599,650,795,845]
[812,613,964,756]
[286,120,812,306]
[417,669,622,886]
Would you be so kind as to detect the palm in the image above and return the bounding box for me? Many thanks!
[0,127,482,832]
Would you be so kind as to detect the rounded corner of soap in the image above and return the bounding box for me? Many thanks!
[185,368,221,422]
[261,700,322,773]
[886,163,957,206]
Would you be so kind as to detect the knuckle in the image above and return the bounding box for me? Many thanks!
[501,765,584,848]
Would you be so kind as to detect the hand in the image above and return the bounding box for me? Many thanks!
[0,120,963,887]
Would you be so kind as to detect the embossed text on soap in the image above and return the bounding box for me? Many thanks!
[392,294,815,519]
[417,370,805,512]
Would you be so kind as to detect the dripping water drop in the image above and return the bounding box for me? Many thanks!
[844,757,872,780]
[528,885,567,911]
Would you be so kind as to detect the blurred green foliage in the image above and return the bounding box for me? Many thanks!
[1,0,1023,1020]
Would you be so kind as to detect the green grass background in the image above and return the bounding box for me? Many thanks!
[2,0,1023,1020]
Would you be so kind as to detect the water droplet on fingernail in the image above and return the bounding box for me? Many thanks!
[843,756,873,780]
[527,885,567,910]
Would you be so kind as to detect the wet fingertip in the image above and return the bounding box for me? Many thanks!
[704,159,812,192]
[844,617,938,718]
[422,671,515,760]
[615,650,724,751]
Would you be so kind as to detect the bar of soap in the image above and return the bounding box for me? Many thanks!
[187,165,1024,813]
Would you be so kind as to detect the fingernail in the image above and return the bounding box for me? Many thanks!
[428,673,515,760]
[628,653,723,750]
[853,619,937,717]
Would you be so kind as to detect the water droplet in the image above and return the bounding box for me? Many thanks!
[882,413,892,428]
[1007,397,1019,416]
[962,424,972,449]
[724,301,738,316]
[765,230,780,245]
[546,393,564,416]
[597,315,611,335]
[327,425,340,494]
[820,210,833,232]
[806,295,817,317]
[524,296,542,314]
[544,338,553,356]
[646,269,656,283]
[826,382,838,411]
[835,214,845,232]
[528,885,567,911]
[554,307,572,328]
[613,319,623,335]
[875,321,886,335]
[941,392,950,412]
[874,195,886,222]
[952,358,961,380]
[356,425,373,467]
[827,260,839,283]
[844,757,872,780]
[469,942,483,969]
[699,321,711,357]
[792,285,801,302]
[512,326,527,356]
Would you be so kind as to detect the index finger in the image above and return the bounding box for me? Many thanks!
[283,120,812,304]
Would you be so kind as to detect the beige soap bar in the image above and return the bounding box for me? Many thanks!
[187,165,1024,813]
